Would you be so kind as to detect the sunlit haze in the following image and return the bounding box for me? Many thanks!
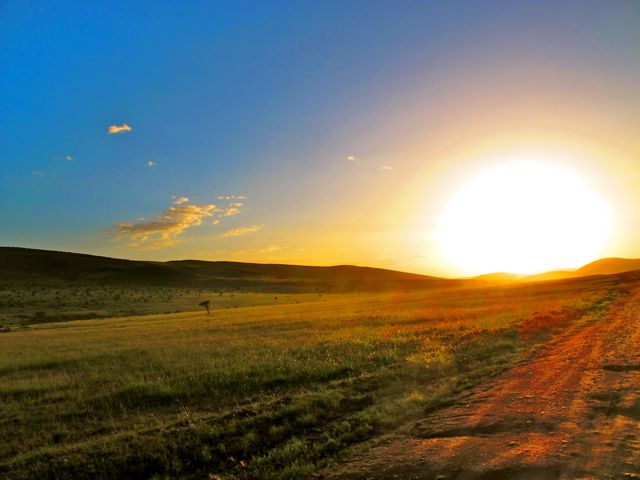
[436,155,611,275]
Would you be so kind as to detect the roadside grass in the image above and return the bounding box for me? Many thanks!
[0,275,625,479]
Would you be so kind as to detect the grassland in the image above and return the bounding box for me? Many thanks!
[0,283,327,327]
[0,274,626,479]
[0,246,462,328]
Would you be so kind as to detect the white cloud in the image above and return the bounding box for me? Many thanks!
[108,124,132,134]
[347,155,357,162]
[220,225,264,238]
[379,165,393,171]
[147,160,156,168]
[64,155,73,161]
[31,170,45,176]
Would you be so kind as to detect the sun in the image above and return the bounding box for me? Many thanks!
[436,159,611,275]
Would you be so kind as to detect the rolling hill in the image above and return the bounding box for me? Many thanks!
[4,247,640,292]
[0,247,461,292]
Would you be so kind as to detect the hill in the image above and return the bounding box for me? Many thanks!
[473,272,526,282]
[478,258,640,284]
[525,258,640,282]
[523,269,577,282]
[0,247,460,292]
[572,257,640,276]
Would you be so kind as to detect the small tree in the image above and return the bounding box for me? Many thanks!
[199,300,211,314]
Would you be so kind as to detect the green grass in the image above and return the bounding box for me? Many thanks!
[0,284,327,326]
[0,275,624,479]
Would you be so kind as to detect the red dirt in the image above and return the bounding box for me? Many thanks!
[328,288,640,479]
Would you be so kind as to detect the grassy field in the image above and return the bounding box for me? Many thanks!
[0,284,327,327]
[0,275,626,479]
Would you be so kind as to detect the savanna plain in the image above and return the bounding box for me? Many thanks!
[3,266,638,480]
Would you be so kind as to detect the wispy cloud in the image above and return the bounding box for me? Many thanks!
[221,225,264,238]
[210,196,248,223]
[347,153,394,173]
[231,244,283,257]
[147,160,156,168]
[210,207,244,224]
[114,194,252,248]
[223,207,240,217]
[217,194,247,200]
[51,155,73,161]
[114,202,217,249]
[31,170,45,176]
[108,124,132,134]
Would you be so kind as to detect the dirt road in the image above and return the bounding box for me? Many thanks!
[330,288,640,479]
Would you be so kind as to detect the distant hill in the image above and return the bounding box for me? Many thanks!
[572,258,640,277]
[523,270,577,282]
[526,258,640,282]
[479,258,640,283]
[473,272,526,282]
[0,247,463,292]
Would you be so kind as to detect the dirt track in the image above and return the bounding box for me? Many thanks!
[330,288,640,479]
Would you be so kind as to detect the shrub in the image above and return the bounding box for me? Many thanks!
[520,306,583,336]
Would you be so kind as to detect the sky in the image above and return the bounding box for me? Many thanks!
[1,1,640,277]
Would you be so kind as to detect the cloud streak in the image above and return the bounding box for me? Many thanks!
[231,244,283,257]
[221,225,264,237]
[108,124,132,134]
[217,194,247,200]
[346,153,393,172]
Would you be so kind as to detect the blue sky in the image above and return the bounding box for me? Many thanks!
[2,1,640,275]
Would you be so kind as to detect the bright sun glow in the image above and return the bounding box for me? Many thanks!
[436,159,612,275]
